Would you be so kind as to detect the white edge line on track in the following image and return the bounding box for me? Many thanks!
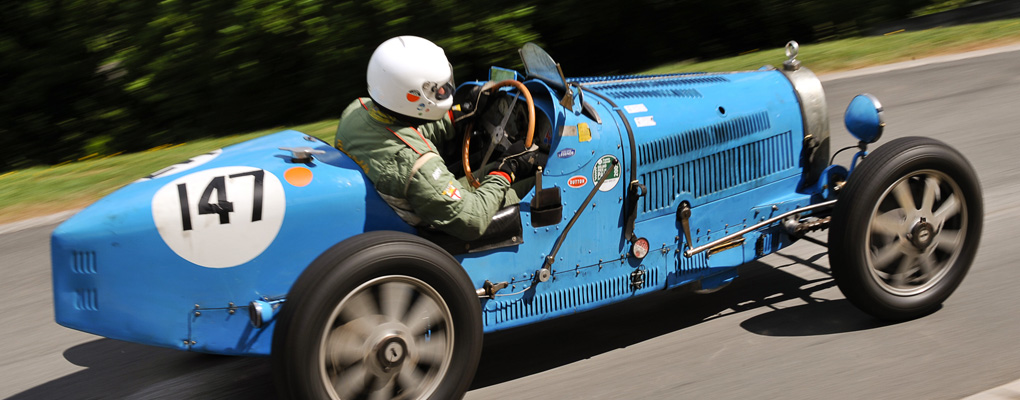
[820,42,1020,82]
[962,378,1020,400]
[0,209,80,235]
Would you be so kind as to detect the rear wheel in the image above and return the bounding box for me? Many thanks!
[829,137,982,321]
[272,231,482,399]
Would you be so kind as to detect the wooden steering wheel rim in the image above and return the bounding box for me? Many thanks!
[462,80,536,189]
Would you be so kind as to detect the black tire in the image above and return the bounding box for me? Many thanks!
[272,231,482,399]
[829,137,982,321]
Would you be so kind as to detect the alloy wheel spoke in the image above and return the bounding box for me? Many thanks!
[871,210,906,237]
[405,296,444,335]
[336,316,375,340]
[415,330,448,366]
[333,362,370,399]
[340,290,380,322]
[379,281,414,322]
[328,325,369,367]
[917,253,936,280]
[936,229,963,252]
[368,380,396,400]
[920,176,940,214]
[891,254,918,287]
[397,364,426,394]
[932,193,961,227]
[872,243,904,271]
[892,180,917,213]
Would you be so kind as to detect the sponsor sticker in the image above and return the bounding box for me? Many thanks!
[406,89,421,102]
[557,148,576,159]
[579,123,592,142]
[624,104,648,114]
[592,155,621,192]
[442,181,462,200]
[635,115,656,127]
[567,175,588,188]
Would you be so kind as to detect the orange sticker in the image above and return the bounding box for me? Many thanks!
[284,167,313,187]
[406,90,421,102]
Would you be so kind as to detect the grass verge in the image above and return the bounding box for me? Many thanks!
[3,18,1020,225]
[643,18,1020,74]
[0,120,337,224]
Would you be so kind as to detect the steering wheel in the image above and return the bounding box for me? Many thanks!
[462,80,535,188]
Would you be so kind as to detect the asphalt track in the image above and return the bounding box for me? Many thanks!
[3,45,1020,399]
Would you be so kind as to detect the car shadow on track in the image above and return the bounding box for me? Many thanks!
[8,339,276,400]
[9,250,892,399]
[470,249,894,390]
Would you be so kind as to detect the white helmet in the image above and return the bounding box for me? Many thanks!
[367,36,455,121]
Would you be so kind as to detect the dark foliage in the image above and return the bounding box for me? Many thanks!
[0,0,953,171]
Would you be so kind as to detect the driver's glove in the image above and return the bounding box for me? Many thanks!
[492,142,539,183]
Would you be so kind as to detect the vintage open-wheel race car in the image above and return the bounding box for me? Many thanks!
[51,42,982,399]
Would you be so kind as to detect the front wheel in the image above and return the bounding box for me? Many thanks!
[829,137,982,321]
[272,231,482,399]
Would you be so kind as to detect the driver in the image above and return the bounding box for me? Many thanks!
[335,36,536,241]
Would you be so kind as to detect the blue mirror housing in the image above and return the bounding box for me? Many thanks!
[844,93,884,143]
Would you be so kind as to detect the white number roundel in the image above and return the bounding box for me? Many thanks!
[151,166,286,268]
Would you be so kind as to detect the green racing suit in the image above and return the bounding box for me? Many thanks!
[334,98,520,240]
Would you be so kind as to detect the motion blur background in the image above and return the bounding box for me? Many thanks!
[0,0,1010,173]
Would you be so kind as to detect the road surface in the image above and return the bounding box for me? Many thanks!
[2,45,1019,399]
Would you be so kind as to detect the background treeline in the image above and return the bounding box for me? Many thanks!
[0,0,961,172]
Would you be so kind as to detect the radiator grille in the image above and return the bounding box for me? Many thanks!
[604,88,702,100]
[485,268,659,326]
[75,288,99,311]
[678,252,709,274]
[576,74,730,88]
[639,112,771,165]
[584,75,729,101]
[71,251,97,274]
[641,130,795,212]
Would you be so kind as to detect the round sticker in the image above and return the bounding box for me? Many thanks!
[406,90,421,102]
[137,149,222,182]
[284,166,313,187]
[151,166,285,268]
[591,155,621,192]
[567,175,587,188]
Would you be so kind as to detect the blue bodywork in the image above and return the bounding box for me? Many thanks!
[52,54,854,356]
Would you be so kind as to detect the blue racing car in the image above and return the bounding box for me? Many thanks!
[51,42,982,399]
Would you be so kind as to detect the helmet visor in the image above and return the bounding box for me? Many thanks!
[423,79,455,102]
[422,63,455,102]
